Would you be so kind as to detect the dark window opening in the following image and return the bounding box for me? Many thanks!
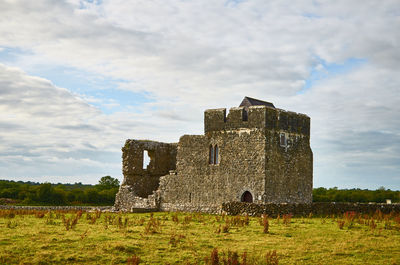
[209,144,219,165]
[241,191,253,203]
[209,145,214,164]
[242,109,248,121]
[214,145,219,164]
[280,133,286,147]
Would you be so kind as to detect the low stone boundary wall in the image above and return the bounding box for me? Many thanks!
[0,205,113,211]
[222,202,400,217]
[160,203,221,214]
[3,203,399,216]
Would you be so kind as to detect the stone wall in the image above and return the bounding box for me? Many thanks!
[114,139,177,211]
[264,129,313,203]
[114,185,159,212]
[4,203,399,217]
[158,128,267,210]
[222,202,400,217]
[159,202,221,214]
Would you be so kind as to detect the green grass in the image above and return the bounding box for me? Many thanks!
[0,210,399,264]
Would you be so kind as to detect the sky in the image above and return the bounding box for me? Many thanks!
[0,0,399,189]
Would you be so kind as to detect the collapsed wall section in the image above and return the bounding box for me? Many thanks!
[114,140,177,211]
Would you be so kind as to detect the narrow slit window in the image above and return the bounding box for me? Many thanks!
[242,109,248,121]
[143,150,151,169]
[280,133,287,147]
[214,145,219,164]
[209,145,214,164]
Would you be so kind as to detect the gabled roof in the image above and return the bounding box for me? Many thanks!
[239,96,275,109]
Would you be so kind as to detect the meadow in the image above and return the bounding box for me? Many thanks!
[0,209,399,264]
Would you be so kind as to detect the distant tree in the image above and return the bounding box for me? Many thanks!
[0,179,119,205]
[51,188,67,205]
[67,191,76,203]
[0,187,19,199]
[85,188,100,203]
[99,189,118,204]
[97,176,120,190]
[37,183,52,203]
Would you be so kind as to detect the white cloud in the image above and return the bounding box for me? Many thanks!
[0,64,190,183]
[0,0,399,188]
[284,63,400,189]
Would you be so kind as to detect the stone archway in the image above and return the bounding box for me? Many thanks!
[241,191,253,203]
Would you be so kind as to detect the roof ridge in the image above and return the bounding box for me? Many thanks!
[240,96,275,108]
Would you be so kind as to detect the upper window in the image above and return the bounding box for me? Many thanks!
[209,145,214,164]
[242,109,248,121]
[280,133,287,147]
[214,145,219,164]
[209,144,219,165]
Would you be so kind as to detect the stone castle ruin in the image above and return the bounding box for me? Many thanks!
[114,97,313,213]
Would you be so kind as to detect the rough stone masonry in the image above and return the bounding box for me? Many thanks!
[114,97,313,213]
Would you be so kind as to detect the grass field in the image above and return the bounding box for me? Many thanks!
[0,209,399,264]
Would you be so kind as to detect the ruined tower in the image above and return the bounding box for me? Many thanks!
[114,97,313,212]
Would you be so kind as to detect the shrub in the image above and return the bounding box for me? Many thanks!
[172,213,179,224]
[282,214,292,226]
[168,233,185,247]
[210,248,219,265]
[337,220,345,229]
[262,214,269,234]
[6,220,18,229]
[183,215,192,225]
[35,211,45,218]
[343,211,356,227]
[144,216,161,234]
[127,255,140,265]
[265,250,278,265]
[369,219,377,230]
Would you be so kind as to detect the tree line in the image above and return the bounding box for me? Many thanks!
[0,178,399,205]
[313,187,400,203]
[0,176,120,206]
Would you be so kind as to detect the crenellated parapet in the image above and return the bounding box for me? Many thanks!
[204,105,310,136]
[276,109,310,136]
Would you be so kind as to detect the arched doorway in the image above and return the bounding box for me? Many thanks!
[241,191,253,203]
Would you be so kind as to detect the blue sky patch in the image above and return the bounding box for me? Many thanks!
[299,57,367,94]
[302,13,322,19]
[78,0,103,9]
[0,47,32,62]
[0,47,153,115]
[225,0,246,7]
[28,65,153,114]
